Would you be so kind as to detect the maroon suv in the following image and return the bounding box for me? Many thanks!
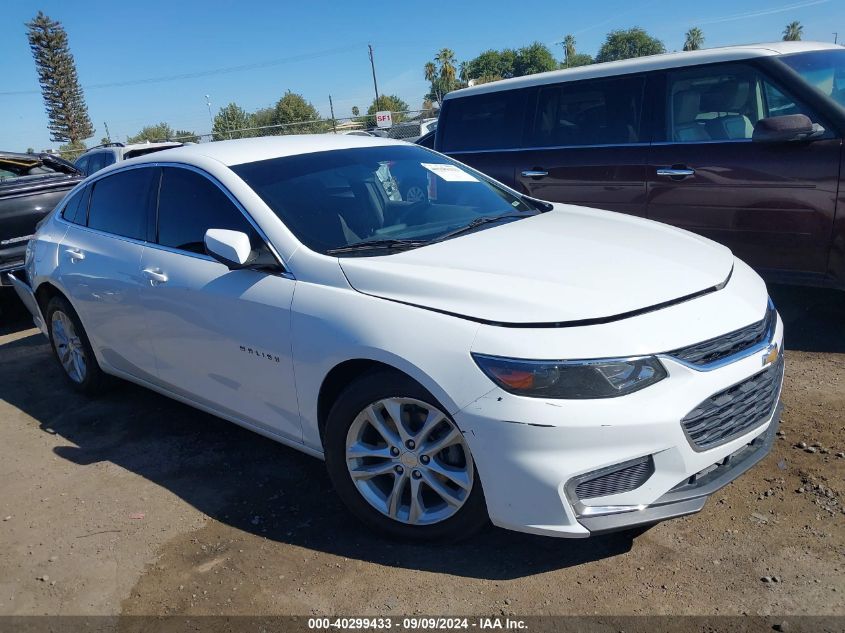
[434,42,845,289]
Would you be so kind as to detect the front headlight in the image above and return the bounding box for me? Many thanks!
[471,353,667,399]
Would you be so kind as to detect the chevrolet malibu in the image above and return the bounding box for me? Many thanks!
[11,136,784,540]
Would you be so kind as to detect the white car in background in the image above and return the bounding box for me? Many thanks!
[74,141,184,176]
[11,136,783,540]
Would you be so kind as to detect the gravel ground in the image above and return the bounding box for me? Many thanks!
[0,284,842,619]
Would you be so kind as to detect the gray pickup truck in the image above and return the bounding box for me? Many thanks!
[1,151,82,285]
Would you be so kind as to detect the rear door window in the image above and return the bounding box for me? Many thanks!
[61,186,91,225]
[156,167,259,254]
[529,76,645,147]
[87,168,158,240]
[439,88,529,152]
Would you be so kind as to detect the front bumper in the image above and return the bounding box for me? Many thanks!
[578,403,780,534]
[454,314,784,538]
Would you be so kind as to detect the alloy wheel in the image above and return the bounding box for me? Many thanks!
[51,310,87,384]
[345,397,474,525]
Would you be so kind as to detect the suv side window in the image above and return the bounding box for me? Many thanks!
[666,63,819,143]
[87,152,107,175]
[87,167,158,240]
[156,167,260,254]
[530,76,645,147]
[439,88,529,152]
[75,155,90,176]
[101,151,116,168]
[61,186,91,225]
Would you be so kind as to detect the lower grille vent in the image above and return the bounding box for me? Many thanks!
[574,456,655,500]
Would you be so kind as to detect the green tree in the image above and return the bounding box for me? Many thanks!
[425,49,463,106]
[251,106,276,134]
[562,53,593,68]
[58,140,86,160]
[366,95,410,127]
[274,91,322,134]
[596,27,666,63]
[127,122,174,144]
[683,27,705,51]
[26,147,35,154]
[514,42,558,76]
[173,130,199,143]
[25,11,93,145]
[783,21,803,41]
[351,106,360,117]
[213,103,253,140]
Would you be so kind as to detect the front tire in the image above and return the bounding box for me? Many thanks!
[46,296,107,395]
[324,370,488,541]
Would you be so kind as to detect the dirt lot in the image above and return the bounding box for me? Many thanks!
[0,284,843,620]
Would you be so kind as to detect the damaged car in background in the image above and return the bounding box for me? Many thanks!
[1,151,81,286]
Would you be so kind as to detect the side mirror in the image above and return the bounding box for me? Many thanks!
[204,229,252,269]
[752,114,825,143]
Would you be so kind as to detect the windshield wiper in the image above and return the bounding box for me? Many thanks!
[326,238,428,255]
[432,213,529,244]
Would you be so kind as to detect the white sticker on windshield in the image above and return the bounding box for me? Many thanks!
[421,163,479,182]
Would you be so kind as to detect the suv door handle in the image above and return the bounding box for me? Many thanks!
[65,248,85,261]
[657,167,695,178]
[142,268,168,285]
[521,169,549,179]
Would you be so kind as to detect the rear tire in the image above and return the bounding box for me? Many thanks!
[45,296,107,395]
[324,370,488,541]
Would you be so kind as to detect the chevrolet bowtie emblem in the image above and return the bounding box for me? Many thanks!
[763,343,779,367]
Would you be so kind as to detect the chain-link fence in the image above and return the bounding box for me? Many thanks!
[53,110,437,159]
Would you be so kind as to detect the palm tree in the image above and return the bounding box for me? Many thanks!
[436,48,457,87]
[424,61,437,83]
[783,21,803,41]
[683,27,704,51]
[562,34,576,66]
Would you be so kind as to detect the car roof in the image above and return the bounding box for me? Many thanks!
[123,134,407,167]
[447,41,842,100]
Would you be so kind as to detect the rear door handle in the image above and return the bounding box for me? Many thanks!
[65,248,85,261]
[521,169,549,179]
[142,268,168,285]
[656,167,695,178]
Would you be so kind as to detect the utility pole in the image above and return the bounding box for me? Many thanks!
[329,95,337,134]
[205,95,214,138]
[834,32,839,44]
[368,44,381,111]
[103,121,112,143]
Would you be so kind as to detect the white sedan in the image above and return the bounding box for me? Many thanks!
[11,135,784,540]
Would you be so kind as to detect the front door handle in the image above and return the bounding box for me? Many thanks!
[656,167,696,178]
[65,248,85,262]
[142,268,168,285]
[521,169,549,179]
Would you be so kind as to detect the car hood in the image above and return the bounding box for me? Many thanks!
[338,205,735,325]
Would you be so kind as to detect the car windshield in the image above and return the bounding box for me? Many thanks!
[231,145,539,255]
[779,49,845,110]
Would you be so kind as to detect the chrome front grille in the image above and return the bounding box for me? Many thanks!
[669,301,776,368]
[574,456,655,500]
[681,354,784,451]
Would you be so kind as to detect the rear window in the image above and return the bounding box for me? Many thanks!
[87,168,158,240]
[529,76,645,147]
[439,88,529,152]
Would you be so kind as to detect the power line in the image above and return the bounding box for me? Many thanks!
[0,43,366,97]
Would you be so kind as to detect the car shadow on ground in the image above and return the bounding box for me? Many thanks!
[0,283,841,579]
